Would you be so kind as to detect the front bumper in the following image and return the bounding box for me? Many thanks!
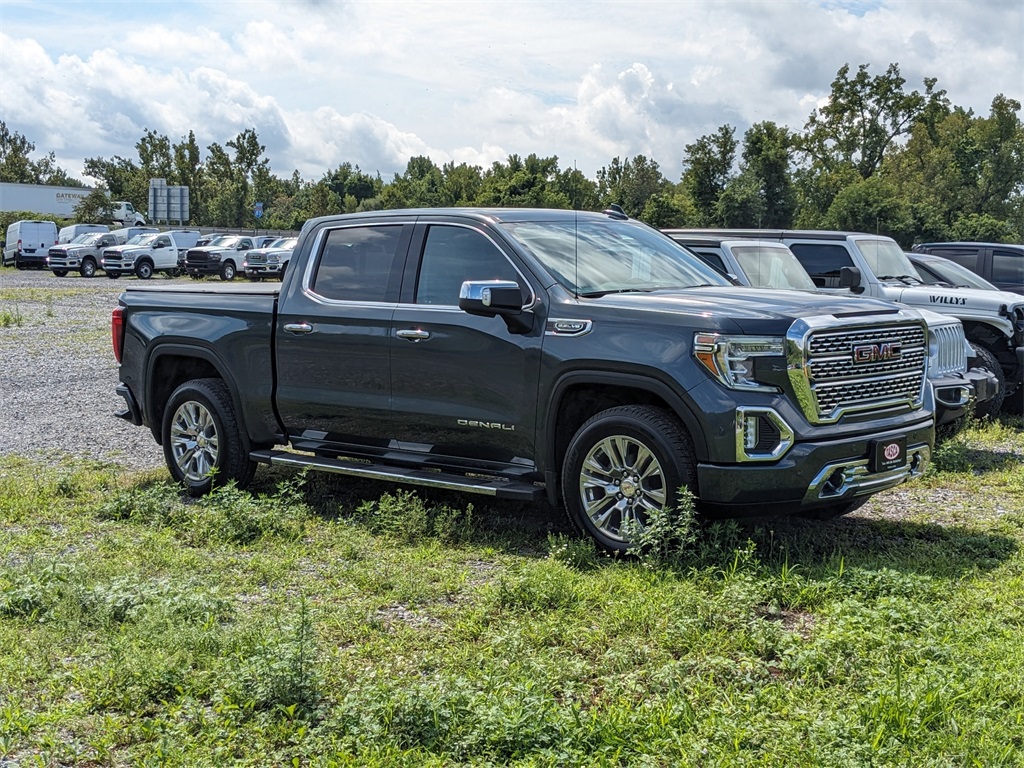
[243,263,283,276]
[696,418,933,513]
[185,262,222,276]
[930,367,1000,426]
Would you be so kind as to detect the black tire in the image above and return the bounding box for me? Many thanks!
[161,378,256,496]
[796,497,869,521]
[278,263,286,282]
[107,272,120,279]
[80,258,97,278]
[219,261,236,281]
[561,405,696,554]
[52,270,68,277]
[969,343,1006,419]
[135,260,154,279]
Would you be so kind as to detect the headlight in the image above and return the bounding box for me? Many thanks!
[268,254,280,263]
[693,333,785,393]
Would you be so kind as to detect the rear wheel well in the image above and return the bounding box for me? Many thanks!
[149,354,221,441]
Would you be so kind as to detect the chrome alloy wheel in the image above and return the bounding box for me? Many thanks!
[169,400,220,482]
[578,435,668,541]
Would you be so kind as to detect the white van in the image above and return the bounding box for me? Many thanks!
[4,220,59,269]
[58,223,109,244]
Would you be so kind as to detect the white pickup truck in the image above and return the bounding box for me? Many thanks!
[102,230,200,279]
[668,229,1024,415]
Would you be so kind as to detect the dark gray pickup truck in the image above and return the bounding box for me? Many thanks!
[113,208,935,552]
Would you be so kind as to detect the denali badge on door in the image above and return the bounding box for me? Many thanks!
[871,436,907,473]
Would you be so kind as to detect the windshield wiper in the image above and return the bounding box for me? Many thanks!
[577,288,653,298]
[877,274,922,285]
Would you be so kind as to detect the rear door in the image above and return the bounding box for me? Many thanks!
[275,220,413,454]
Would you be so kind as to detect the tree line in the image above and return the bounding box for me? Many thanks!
[2,62,1021,247]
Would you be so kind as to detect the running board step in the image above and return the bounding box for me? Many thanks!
[250,449,545,501]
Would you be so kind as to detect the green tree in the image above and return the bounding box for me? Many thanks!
[799,62,948,181]
[681,126,737,225]
[741,121,796,227]
[477,154,569,208]
[72,187,115,224]
[597,155,667,218]
[0,121,36,183]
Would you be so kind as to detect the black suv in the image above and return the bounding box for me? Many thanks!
[911,242,1023,296]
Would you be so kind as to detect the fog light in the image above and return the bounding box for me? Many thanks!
[735,407,794,461]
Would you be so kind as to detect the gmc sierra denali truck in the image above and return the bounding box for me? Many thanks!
[113,208,935,552]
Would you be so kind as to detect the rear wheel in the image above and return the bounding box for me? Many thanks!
[80,258,97,278]
[220,261,236,281]
[161,378,256,496]
[970,343,1006,419]
[561,405,696,554]
[135,260,154,279]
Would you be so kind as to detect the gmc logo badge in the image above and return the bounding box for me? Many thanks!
[853,342,901,363]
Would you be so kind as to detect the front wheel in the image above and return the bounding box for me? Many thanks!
[970,343,1006,418]
[161,378,256,496]
[219,261,236,281]
[80,258,97,278]
[135,260,154,279]
[561,405,696,554]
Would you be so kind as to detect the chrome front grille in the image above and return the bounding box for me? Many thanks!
[247,252,267,264]
[930,322,968,378]
[788,316,928,424]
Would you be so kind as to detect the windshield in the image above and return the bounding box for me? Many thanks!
[732,244,816,290]
[81,233,104,245]
[500,220,729,295]
[272,237,297,249]
[209,236,241,247]
[128,234,158,246]
[69,234,92,244]
[857,238,919,281]
[913,256,998,291]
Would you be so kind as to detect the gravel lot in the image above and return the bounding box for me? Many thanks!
[0,268,184,470]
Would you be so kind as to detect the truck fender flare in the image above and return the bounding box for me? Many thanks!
[543,369,709,473]
[144,343,253,454]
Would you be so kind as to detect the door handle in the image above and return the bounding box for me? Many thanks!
[283,322,314,334]
[396,329,430,341]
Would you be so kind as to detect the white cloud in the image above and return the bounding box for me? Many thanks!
[0,1,1020,183]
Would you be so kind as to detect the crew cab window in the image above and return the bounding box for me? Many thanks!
[992,249,1023,288]
[415,225,523,306]
[312,225,404,302]
[691,249,727,274]
[788,244,854,288]
[931,247,979,270]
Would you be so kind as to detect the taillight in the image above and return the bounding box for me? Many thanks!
[112,306,125,363]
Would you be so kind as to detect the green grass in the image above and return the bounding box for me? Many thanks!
[0,418,1022,766]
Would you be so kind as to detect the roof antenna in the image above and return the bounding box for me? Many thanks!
[603,203,628,220]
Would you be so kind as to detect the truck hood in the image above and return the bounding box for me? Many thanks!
[589,287,908,335]
[880,284,1024,312]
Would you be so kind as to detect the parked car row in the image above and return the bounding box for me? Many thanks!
[1,218,296,281]
[662,229,1023,418]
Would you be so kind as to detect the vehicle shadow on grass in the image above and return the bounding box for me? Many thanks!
[246,465,1019,580]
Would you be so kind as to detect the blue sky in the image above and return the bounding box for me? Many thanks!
[1,0,1021,184]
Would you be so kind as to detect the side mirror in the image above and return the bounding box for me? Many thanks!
[459,280,532,334]
[840,266,864,294]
